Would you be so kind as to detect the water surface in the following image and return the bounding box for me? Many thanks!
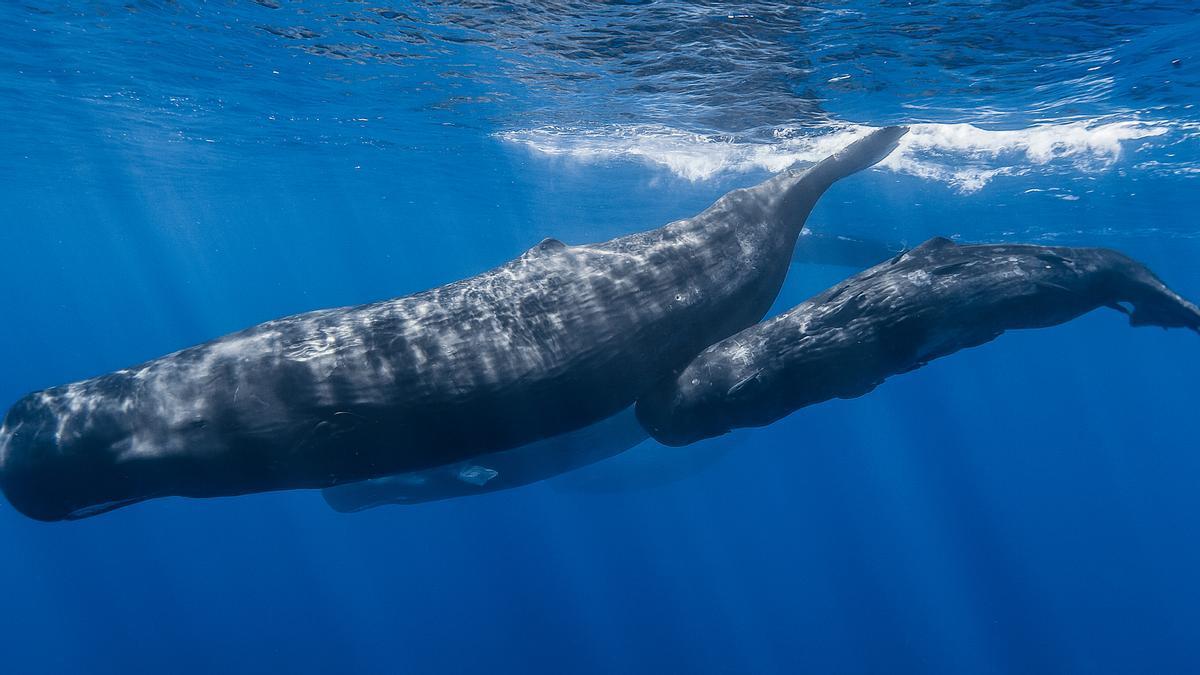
[1,2,1199,673]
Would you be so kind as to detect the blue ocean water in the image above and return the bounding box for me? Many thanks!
[1,1,1199,673]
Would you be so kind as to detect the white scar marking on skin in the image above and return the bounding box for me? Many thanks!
[457,465,499,486]
[726,341,754,366]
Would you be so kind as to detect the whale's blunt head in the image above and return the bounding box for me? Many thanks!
[636,361,739,447]
[0,389,143,522]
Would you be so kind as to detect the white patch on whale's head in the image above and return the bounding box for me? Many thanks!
[0,421,13,468]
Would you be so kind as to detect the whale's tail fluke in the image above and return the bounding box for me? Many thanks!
[1120,263,1200,334]
[1090,249,1200,334]
[804,126,909,192]
[765,126,908,231]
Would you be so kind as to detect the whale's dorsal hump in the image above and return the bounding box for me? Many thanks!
[914,236,956,251]
[887,236,956,266]
[526,237,569,257]
[906,236,957,257]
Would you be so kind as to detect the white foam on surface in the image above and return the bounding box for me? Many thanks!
[498,120,1184,192]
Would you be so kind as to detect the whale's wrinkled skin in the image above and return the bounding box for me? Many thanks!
[320,230,896,512]
[637,237,1200,446]
[322,408,649,512]
[0,126,908,521]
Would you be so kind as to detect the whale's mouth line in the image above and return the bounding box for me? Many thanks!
[497,118,1191,192]
[65,496,149,521]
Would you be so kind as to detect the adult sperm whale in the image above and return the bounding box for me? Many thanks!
[637,237,1200,446]
[321,229,899,512]
[0,126,908,521]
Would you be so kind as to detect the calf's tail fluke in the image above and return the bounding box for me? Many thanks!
[1087,248,1200,334]
[1121,264,1200,334]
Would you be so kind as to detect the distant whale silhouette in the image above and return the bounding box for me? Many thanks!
[0,126,908,521]
[637,237,1200,446]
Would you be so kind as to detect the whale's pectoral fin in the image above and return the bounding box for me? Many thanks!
[726,371,762,398]
[1107,301,1133,317]
[457,464,499,486]
[1034,280,1076,295]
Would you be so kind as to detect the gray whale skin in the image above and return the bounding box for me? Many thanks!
[321,229,903,511]
[331,237,1200,510]
[637,237,1200,446]
[0,127,908,521]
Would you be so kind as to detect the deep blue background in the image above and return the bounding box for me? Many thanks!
[2,2,1199,674]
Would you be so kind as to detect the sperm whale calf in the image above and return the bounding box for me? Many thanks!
[636,237,1200,446]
